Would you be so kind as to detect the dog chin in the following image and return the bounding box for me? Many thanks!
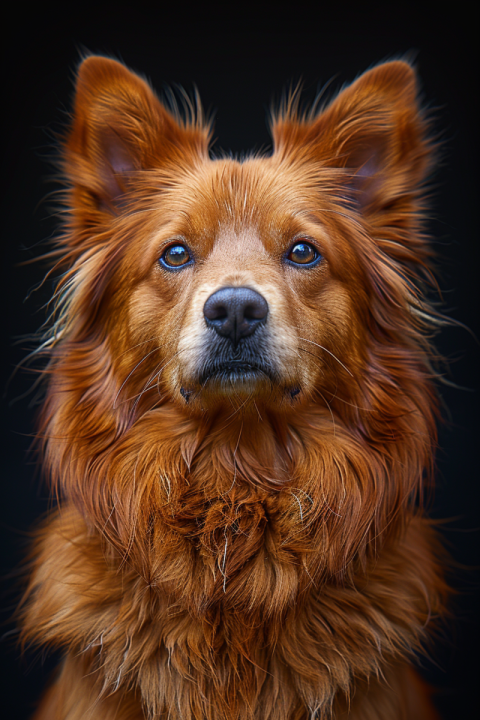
[178,363,298,406]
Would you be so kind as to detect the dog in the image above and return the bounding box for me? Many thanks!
[20,55,447,719]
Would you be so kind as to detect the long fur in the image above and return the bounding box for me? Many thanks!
[20,56,447,719]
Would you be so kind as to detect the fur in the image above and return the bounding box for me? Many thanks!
[20,56,447,719]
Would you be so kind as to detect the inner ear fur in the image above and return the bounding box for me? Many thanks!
[64,55,210,214]
[272,61,430,212]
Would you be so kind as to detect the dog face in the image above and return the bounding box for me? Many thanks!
[125,159,357,413]
[60,56,429,423]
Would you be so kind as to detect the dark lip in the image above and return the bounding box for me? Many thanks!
[199,361,275,384]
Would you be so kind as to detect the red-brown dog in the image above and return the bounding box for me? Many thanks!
[21,56,446,719]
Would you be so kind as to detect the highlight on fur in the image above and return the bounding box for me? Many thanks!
[19,55,448,719]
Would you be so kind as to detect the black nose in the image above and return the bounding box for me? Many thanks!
[203,287,269,346]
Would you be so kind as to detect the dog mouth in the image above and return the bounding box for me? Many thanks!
[199,360,276,385]
[178,351,301,405]
[178,336,286,403]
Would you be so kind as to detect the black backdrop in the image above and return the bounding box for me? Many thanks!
[1,4,478,719]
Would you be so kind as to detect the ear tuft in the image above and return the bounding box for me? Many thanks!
[272,61,430,213]
[64,55,209,217]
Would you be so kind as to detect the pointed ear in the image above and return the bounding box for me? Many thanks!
[272,61,430,212]
[64,56,210,216]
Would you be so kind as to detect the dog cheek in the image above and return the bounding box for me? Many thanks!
[127,284,188,364]
[127,286,164,345]
[250,284,299,381]
[171,287,210,383]
[297,283,358,390]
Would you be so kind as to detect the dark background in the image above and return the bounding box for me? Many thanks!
[1,4,478,719]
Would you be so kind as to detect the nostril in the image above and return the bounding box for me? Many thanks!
[244,301,267,320]
[204,302,228,321]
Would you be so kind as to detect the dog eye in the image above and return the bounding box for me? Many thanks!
[160,244,192,269]
[287,241,320,266]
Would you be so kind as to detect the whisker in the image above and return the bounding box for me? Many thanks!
[291,492,304,522]
[128,346,195,425]
[297,336,354,377]
[114,330,196,411]
[316,388,336,436]
[296,347,374,412]
[225,422,243,494]
[296,346,325,366]
[113,346,162,409]
[118,458,141,570]
[253,400,263,423]
[116,362,164,409]
[225,394,252,422]
[220,528,228,593]
[115,337,160,360]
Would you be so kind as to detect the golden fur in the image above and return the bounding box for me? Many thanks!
[20,56,447,719]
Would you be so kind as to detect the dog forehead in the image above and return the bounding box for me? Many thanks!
[175,157,312,246]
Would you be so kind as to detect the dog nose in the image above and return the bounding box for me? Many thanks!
[204,287,269,345]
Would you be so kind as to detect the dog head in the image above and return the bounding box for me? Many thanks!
[54,55,433,431]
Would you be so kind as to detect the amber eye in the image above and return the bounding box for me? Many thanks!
[287,241,320,266]
[160,244,192,269]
